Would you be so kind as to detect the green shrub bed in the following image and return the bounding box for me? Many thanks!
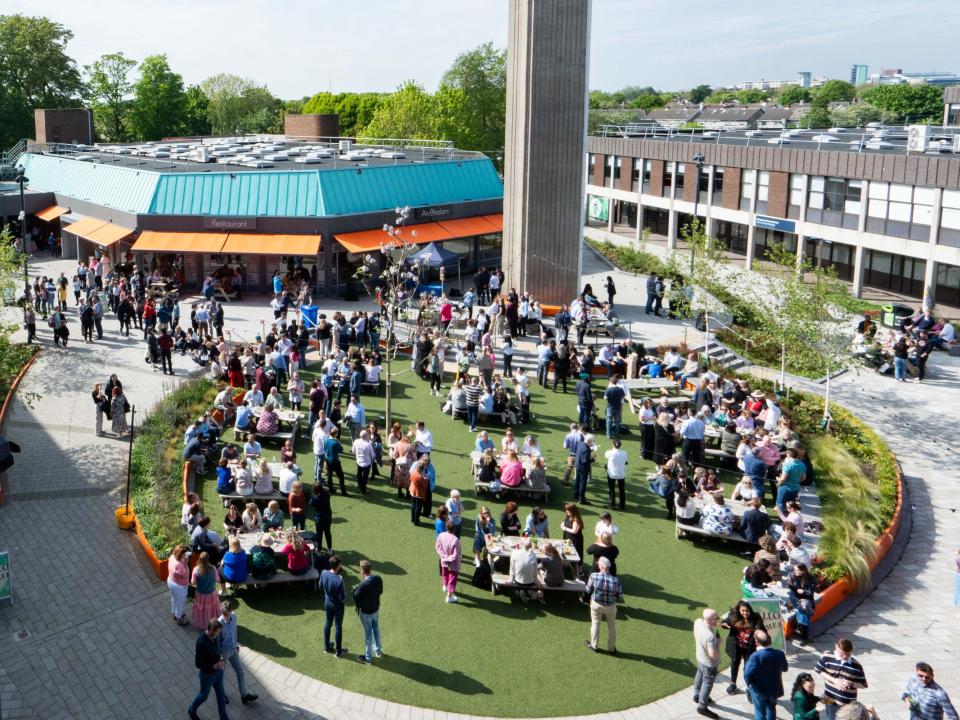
[130,378,216,560]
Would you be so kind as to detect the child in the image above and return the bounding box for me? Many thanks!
[288,481,307,531]
[262,500,284,531]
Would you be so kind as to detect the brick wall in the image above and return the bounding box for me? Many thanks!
[619,157,634,191]
[722,167,742,209]
[767,171,789,218]
[682,163,697,202]
[283,114,340,139]
[592,154,606,186]
[34,108,92,144]
[648,160,665,197]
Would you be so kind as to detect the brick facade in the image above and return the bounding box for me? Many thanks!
[592,153,606,187]
[34,108,92,144]
[722,167,742,210]
[682,163,698,202]
[283,114,340,138]
[766,171,789,218]
[648,160,665,198]
[618,158,633,191]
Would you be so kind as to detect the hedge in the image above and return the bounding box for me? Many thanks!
[130,378,217,560]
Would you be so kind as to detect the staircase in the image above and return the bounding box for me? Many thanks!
[0,139,27,180]
[689,339,751,372]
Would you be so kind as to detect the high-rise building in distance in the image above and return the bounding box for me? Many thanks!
[850,64,869,85]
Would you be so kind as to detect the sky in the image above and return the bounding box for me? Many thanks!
[9,0,960,97]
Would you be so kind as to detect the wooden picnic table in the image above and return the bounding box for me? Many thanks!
[484,536,580,564]
[621,378,680,392]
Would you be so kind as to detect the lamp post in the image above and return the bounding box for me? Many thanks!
[13,168,29,301]
[688,154,705,276]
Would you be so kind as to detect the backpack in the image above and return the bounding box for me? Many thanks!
[471,561,492,590]
[249,547,277,580]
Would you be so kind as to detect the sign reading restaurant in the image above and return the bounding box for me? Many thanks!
[201,216,258,231]
[754,215,796,234]
[415,205,453,220]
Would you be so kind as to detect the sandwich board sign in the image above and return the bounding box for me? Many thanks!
[746,597,787,651]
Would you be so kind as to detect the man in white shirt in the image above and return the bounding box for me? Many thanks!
[594,511,619,541]
[352,430,376,495]
[604,438,629,510]
[243,387,264,408]
[312,412,334,482]
[345,396,366,444]
[597,344,616,376]
[364,362,381,384]
[264,386,284,411]
[278,461,298,494]
[243,434,262,460]
[513,367,532,423]
[414,421,433,458]
[509,537,542,605]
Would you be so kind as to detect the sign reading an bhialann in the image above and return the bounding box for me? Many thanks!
[415,206,453,220]
[0,550,11,604]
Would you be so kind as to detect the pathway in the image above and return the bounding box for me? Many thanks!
[0,252,956,720]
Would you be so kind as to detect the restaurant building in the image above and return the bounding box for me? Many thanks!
[584,124,960,308]
[14,136,504,296]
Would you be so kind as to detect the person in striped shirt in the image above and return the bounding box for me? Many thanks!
[902,662,958,720]
[464,376,483,432]
[815,638,868,719]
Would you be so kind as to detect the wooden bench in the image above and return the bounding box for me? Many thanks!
[256,430,296,444]
[490,573,586,596]
[475,480,550,503]
[225,568,319,589]
[361,379,382,395]
[675,520,752,545]
[704,448,737,467]
[218,490,285,508]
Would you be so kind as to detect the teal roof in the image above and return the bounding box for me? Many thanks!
[20,153,158,214]
[19,153,503,218]
[316,159,504,216]
[150,171,321,216]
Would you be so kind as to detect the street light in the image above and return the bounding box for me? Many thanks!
[13,168,29,299]
[689,154,705,275]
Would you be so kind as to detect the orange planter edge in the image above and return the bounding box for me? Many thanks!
[0,346,40,506]
[808,460,904,624]
[135,514,169,581]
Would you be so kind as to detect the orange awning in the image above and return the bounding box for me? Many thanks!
[63,217,109,238]
[222,233,321,256]
[484,213,503,232]
[335,223,454,254]
[84,222,134,248]
[438,214,502,238]
[131,231,227,253]
[35,205,69,222]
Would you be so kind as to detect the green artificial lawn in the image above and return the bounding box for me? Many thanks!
[198,371,746,716]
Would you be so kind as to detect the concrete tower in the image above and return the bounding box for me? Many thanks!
[502,0,591,305]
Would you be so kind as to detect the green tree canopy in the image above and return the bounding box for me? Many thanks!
[628,93,670,111]
[778,86,812,105]
[439,41,506,151]
[85,52,137,142]
[813,79,856,105]
[180,85,211,136]
[0,14,83,147]
[301,92,384,137]
[359,81,439,140]
[829,103,887,128]
[689,84,712,104]
[129,54,186,140]
[858,84,943,122]
[800,107,832,129]
[200,74,279,135]
[705,88,771,105]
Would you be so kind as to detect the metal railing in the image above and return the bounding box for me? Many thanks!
[1,139,27,168]
[700,314,753,365]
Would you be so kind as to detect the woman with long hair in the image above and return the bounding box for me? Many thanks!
[721,600,763,696]
[790,672,820,720]
[653,412,676,467]
[110,386,129,435]
[190,551,221,629]
[166,544,191,626]
[560,502,585,577]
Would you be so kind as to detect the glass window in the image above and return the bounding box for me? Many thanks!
[663,161,674,190]
[741,169,756,200]
[675,162,685,190]
[809,189,824,209]
[757,171,769,202]
[713,167,724,193]
[868,181,889,200]
[643,160,652,183]
[844,180,863,215]
[632,158,641,190]
[942,207,960,230]
[868,199,887,219]
[698,166,710,193]
[613,157,622,185]
[810,176,825,192]
[588,154,596,178]
[913,187,935,205]
[942,190,960,209]
[889,184,912,203]
[604,156,614,184]
[888,201,911,222]
[823,177,845,211]
[790,175,805,206]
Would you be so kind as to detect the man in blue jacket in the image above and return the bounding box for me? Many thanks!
[744,629,788,720]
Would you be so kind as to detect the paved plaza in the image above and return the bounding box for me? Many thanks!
[0,250,957,719]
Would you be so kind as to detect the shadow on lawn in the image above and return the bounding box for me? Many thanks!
[375,655,492,694]
[240,625,298,658]
[618,574,702,609]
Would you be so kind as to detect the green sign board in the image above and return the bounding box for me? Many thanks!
[588,195,609,222]
[746,597,787,652]
[0,551,10,604]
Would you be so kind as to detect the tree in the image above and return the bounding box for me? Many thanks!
[829,103,885,128]
[200,73,278,135]
[628,93,670,111]
[0,14,84,147]
[778,86,812,105]
[179,85,211,136]
[689,84,712,104]
[129,54,186,140]
[813,80,856,104]
[439,42,506,151]
[800,107,832,128]
[858,84,943,123]
[85,52,137,142]
[359,81,439,140]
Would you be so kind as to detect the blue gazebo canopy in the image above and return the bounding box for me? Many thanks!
[409,242,459,266]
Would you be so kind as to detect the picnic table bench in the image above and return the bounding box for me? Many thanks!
[490,573,586,595]
[226,568,319,589]
[257,429,296,444]
[474,479,550,503]
[217,489,285,508]
[675,495,754,545]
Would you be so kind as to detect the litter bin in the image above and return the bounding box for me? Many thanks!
[300,304,318,332]
[880,303,914,329]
